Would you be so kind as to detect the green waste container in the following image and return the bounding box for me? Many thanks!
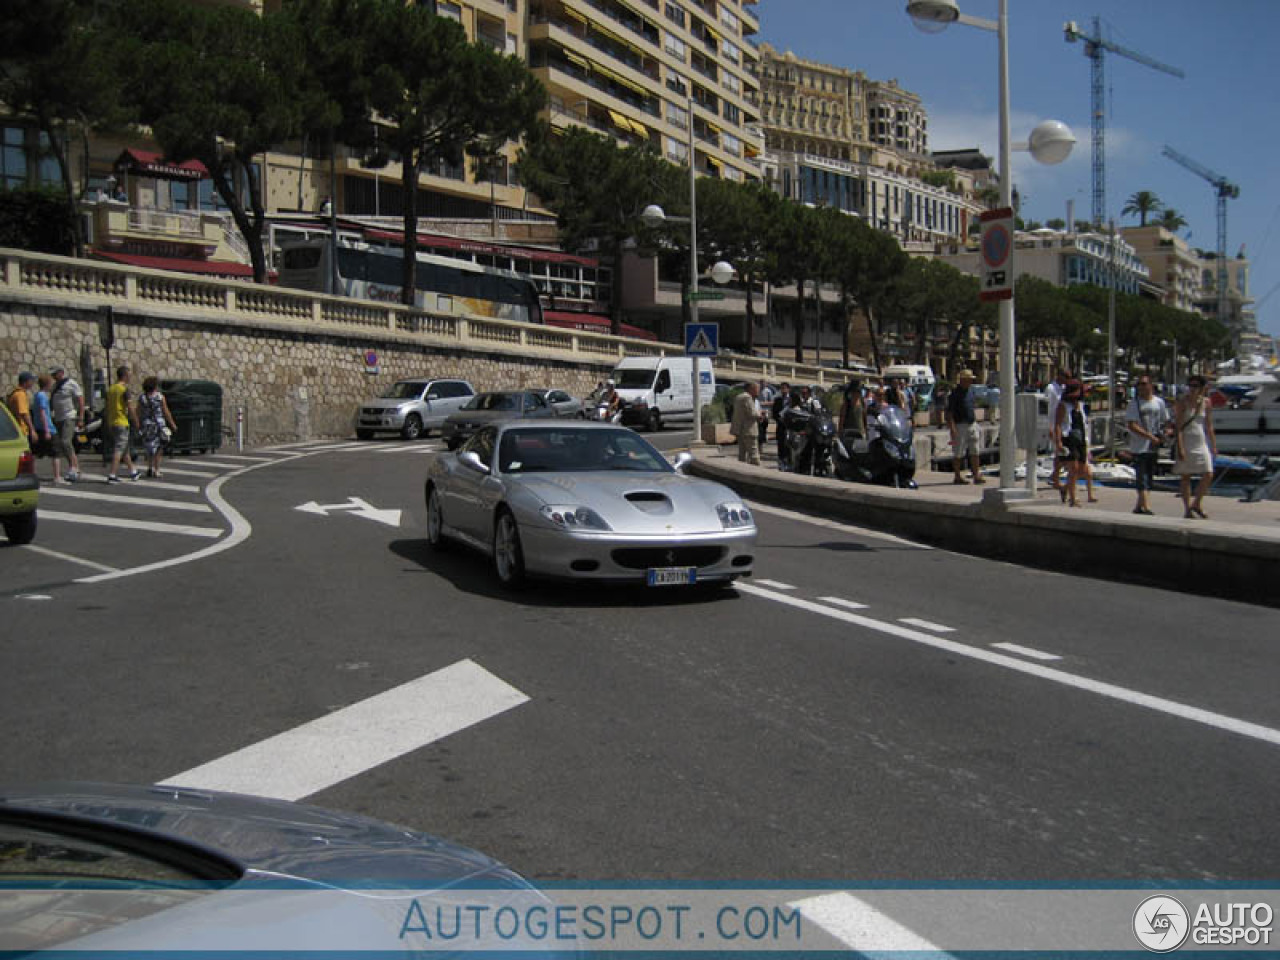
[160,380,223,454]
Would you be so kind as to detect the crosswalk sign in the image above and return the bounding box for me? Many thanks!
[685,322,718,357]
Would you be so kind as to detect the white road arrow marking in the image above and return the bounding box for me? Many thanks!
[295,496,401,528]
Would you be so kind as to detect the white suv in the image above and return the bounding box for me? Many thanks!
[356,378,475,441]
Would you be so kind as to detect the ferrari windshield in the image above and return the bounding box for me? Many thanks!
[498,427,673,474]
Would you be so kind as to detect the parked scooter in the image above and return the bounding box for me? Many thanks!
[781,405,836,476]
[833,404,918,489]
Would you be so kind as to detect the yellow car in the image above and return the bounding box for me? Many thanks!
[0,402,39,544]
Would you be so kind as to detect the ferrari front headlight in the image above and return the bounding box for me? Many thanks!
[716,502,754,529]
[540,505,611,531]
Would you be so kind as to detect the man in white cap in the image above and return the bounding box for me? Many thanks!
[49,365,86,482]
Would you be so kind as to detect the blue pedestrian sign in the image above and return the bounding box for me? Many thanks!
[684,322,719,357]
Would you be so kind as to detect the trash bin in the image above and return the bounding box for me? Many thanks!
[161,380,223,454]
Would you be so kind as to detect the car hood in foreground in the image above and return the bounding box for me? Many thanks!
[0,781,515,887]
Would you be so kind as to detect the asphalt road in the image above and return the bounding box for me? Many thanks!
[3,432,1278,885]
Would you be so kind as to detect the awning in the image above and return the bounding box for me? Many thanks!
[115,148,208,181]
[363,228,599,267]
[92,249,257,278]
[608,109,631,130]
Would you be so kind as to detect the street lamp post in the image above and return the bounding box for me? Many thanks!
[642,94,733,444]
[906,0,1075,497]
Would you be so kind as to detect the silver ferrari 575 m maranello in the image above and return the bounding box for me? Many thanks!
[424,421,756,588]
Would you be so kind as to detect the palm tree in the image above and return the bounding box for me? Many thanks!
[1157,208,1188,233]
[1122,190,1163,226]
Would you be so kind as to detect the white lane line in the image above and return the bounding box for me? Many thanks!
[258,441,326,450]
[153,467,220,478]
[159,659,529,802]
[303,442,370,452]
[818,596,868,610]
[184,459,248,469]
[375,444,443,454]
[991,642,1063,662]
[20,544,119,574]
[135,479,202,493]
[899,617,955,634]
[40,510,223,538]
[40,488,212,513]
[196,454,275,462]
[747,501,935,549]
[737,583,1280,749]
[753,579,797,591]
[791,892,950,955]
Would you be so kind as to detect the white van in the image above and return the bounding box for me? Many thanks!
[610,356,716,432]
[881,364,937,410]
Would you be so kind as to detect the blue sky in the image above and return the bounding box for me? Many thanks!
[754,0,1280,340]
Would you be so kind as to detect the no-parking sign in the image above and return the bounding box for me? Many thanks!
[979,207,1015,302]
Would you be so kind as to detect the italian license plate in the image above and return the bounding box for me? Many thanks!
[647,566,696,587]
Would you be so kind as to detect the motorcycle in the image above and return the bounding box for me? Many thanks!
[833,404,918,489]
[781,405,836,476]
[587,395,626,424]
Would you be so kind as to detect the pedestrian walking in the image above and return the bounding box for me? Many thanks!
[1044,367,1071,491]
[105,365,141,483]
[137,376,177,478]
[1173,374,1216,519]
[772,382,791,469]
[33,374,61,482]
[945,369,984,485]
[838,381,867,440]
[49,365,85,483]
[756,381,772,449]
[1125,375,1169,515]
[6,371,36,443]
[730,382,763,466]
[1055,379,1089,507]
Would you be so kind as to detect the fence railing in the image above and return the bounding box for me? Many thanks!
[0,246,842,385]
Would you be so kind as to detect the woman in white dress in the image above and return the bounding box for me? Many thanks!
[1173,375,1216,519]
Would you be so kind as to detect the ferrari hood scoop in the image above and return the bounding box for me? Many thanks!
[624,490,674,515]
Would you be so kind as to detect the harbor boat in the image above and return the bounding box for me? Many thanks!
[1209,370,1280,455]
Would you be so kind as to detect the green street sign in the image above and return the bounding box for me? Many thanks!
[685,290,725,302]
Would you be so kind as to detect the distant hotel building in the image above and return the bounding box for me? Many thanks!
[754,43,984,250]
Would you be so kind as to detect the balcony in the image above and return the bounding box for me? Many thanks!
[86,200,227,258]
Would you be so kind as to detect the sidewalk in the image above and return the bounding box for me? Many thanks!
[691,438,1280,608]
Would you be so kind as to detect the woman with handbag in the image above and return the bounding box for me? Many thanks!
[1173,375,1216,519]
[138,376,178,479]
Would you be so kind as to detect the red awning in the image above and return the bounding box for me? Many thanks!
[92,250,257,278]
[115,148,208,181]
[544,311,655,341]
[364,228,599,268]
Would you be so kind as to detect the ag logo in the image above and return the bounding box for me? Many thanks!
[1133,895,1190,952]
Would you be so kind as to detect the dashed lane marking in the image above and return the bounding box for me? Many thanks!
[197,453,277,462]
[991,642,1063,662]
[737,582,1280,749]
[159,659,529,802]
[818,596,868,610]
[752,579,797,590]
[40,488,213,513]
[898,617,955,633]
[182,459,249,469]
[40,510,223,538]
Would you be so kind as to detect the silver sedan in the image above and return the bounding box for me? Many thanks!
[424,421,757,588]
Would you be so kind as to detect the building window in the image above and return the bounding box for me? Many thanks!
[664,2,684,28]
[722,39,739,64]
[664,32,686,61]
[667,101,688,129]
[436,1,461,22]
[722,102,740,125]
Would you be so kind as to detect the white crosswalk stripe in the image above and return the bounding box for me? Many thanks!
[40,488,213,513]
[40,510,223,538]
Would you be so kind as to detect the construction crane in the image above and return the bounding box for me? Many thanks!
[1162,145,1240,328]
[1064,17,1184,228]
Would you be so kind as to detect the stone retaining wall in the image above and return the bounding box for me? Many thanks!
[0,298,615,445]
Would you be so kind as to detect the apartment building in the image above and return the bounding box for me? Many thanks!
[755,44,981,250]
[936,227,1151,296]
[865,78,927,157]
[529,0,763,183]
